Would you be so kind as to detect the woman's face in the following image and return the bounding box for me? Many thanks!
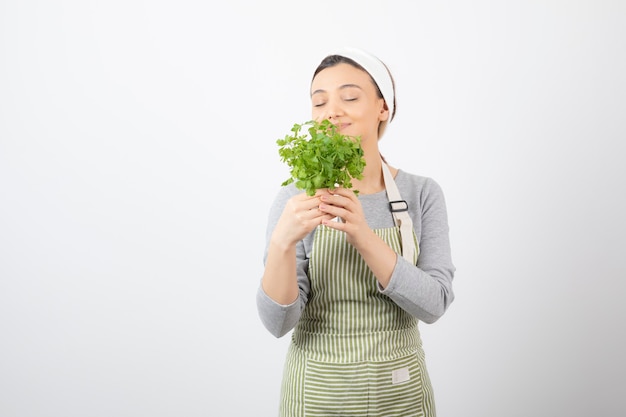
[310,63,388,143]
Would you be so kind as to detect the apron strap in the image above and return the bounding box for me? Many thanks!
[381,161,416,263]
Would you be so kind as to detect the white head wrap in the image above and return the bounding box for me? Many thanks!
[330,47,395,123]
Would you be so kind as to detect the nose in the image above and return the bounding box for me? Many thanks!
[312,95,342,122]
[325,98,342,120]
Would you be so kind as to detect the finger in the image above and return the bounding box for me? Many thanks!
[293,193,324,211]
[314,188,334,198]
[318,202,349,220]
[321,215,348,230]
[303,211,335,228]
[320,193,351,209]
[326,187,356,199]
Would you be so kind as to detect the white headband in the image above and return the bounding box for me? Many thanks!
[330,47,395,122]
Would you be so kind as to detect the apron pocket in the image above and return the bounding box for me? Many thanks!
[303,352,429,417]
[304,359,369,416]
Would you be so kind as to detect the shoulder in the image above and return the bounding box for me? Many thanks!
[268,183,301,214]
[395,170,443,195]
[274,183,302,200]
[394,170,448,214]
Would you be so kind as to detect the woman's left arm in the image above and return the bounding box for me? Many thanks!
[380,178,455,323]
[318,179,455,323]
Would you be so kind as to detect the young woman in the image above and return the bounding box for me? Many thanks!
[257,47,456,417]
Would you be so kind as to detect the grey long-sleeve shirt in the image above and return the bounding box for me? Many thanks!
[256,170,456,338]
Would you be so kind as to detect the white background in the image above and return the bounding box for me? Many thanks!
[1,1,625,416]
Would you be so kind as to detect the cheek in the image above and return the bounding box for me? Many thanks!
[311,107,324,121]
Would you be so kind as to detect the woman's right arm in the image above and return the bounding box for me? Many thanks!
[256,187,333,337]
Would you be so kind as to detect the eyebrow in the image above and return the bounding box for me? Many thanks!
[311,83,363,96]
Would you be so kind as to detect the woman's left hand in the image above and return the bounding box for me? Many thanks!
[317,187,372,248]
[318,187,398,286]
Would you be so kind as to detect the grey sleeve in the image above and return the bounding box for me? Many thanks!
[379,178,456,323]
[256,186,311,338]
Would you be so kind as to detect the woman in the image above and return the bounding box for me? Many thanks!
[257,47,455,417]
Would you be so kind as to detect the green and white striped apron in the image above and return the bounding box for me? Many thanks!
[279,225,436,417]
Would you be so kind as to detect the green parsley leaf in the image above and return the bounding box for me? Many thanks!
[277,119,366,196]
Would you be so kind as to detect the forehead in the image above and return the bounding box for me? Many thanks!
[311,63,375,94]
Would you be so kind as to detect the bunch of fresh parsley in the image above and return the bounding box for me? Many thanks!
[277,119,366,196]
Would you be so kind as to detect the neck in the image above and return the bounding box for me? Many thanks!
[351,154,385,195]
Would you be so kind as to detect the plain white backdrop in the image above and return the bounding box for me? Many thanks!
[1,1,625,416]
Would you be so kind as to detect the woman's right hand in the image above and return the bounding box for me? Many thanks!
[271,190,335,247]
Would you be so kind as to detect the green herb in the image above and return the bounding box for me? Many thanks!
[277,119,366,196]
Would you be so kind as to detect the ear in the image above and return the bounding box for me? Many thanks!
[379,100,390,122]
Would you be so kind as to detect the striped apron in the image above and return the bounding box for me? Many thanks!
[279,225,436,416]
